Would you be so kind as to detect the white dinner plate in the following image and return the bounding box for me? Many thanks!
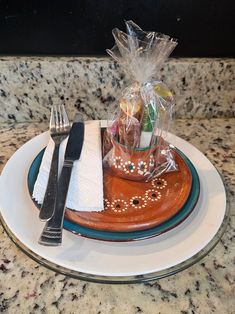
[0,123,227,282]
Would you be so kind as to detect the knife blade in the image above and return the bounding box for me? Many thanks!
[64,113,85,162]
[39,113,84,246]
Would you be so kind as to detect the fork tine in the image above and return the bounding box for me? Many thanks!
[53,104,59,130]
[61,104,70,129]
[58,104,63,129]
[49,105,56,130]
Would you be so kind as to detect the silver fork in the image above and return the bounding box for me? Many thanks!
[39,104,70,221]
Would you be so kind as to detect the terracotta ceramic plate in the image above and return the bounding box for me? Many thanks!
[28,147,199,241]
[65,150,192,232]
[29,148,192,232]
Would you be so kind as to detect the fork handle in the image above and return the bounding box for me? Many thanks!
[39,143,60,221]
[49,163,72,227]
[39,163,73,246]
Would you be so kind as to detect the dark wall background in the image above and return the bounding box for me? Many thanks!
[0,0,234,57]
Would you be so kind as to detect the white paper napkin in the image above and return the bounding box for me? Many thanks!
[32,120,104,212]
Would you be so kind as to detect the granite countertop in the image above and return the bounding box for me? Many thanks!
[0,57,234,313]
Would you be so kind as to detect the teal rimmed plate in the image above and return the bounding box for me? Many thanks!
[27,148,200,242]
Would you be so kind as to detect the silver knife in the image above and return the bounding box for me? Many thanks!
[39,113,84,246]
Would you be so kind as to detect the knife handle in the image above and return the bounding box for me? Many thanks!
[39,162,73,246]
[39,144,60,221]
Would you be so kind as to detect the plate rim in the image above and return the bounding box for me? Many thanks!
[0,205,229,284]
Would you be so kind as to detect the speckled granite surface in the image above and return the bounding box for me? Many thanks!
[0,57,234,313]
[0,57,234,123]
[0,118,234,313]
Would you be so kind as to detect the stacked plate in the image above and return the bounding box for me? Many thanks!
[0,123,228,283]
[28,147,199,242]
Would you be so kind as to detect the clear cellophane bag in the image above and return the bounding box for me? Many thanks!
[103,20,178,181]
